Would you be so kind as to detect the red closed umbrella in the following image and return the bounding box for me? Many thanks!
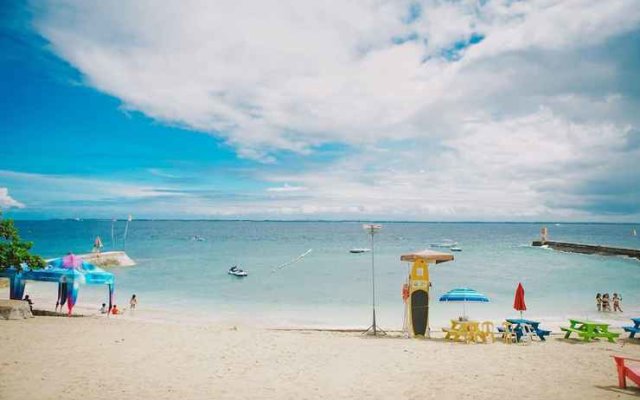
[514,282,527,318]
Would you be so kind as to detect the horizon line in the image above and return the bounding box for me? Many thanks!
[9,218,640,225]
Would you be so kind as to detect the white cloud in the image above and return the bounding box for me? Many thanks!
[35,0,640,155]
[0,188,25,210]
[0,170,183,214]
[254,109,640,220]
[24,0,640,220]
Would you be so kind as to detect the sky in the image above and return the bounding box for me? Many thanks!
[1,0,639,221]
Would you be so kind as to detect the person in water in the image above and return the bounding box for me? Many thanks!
[129,294,137,311]
[99,303,108,314]
[602,293,611,312]
[111,304,120,315]
[595,293,602,312]
[613,293,623,312]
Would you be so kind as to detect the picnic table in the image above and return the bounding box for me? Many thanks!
[499,318,551,341]
[443,320,483,343]
[561,319,620,343]
[442,319,480,342]
[442,319,480,341]
[622,318,640,339]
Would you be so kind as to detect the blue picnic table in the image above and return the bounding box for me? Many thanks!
[497,319,551,341]
[623,318,640,339]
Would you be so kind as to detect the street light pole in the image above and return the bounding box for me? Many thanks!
[363,224,385,336]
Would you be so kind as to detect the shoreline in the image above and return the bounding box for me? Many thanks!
[4,284,639,332]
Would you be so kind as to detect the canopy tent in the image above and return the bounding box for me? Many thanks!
[400,249,454,264]
[0,254,115,315]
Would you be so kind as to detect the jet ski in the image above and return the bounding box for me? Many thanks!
[228,265,248,277]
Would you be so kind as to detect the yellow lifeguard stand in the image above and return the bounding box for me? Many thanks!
[400,250,454,338]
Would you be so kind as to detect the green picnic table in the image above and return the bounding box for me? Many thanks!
[561,319,620,343]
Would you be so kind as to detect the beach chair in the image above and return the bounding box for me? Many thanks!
[502,322,517,344]
[465,323,480,344]
[520,323,539,344]
[478,321,494,343]
[612,356,640,389]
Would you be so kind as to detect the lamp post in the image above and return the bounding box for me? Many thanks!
[363,223,385,336]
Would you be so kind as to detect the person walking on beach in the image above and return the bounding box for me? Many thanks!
[596,293,602,312]
[613,293,623,312]
[602,293,611,312]
[129,294,137,311]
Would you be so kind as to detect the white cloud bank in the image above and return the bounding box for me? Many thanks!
[28,0,640,220]
[0,188,25,210]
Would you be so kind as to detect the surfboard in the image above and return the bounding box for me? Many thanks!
[408,258,430,337]
[411,290,428,336]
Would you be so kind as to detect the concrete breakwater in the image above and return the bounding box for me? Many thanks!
[78,251,136,267]
[532,240,640,260]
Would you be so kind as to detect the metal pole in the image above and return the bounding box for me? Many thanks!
[370,228,376,335]
[123,220,129,250]
[123,215,132,250]
[362,224,385,336]
[111,219,115,249]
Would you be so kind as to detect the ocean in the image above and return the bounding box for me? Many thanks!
[8,220,640,328]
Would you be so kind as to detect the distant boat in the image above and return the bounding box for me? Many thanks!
[350,248,371,254]
[429,239,458,249]
[450,246,462,252]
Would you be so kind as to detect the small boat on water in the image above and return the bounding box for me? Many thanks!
[429,239,458,249]
[450,246,462,252]
[228,265,248,277]
[349,248,371,254]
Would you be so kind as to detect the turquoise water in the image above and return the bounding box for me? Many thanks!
[10,220,640,328]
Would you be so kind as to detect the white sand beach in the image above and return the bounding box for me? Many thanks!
[1,315,639,400]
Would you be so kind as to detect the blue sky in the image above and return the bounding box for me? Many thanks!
[1,1,639,221]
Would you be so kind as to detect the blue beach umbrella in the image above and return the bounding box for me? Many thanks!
[439,287,489,319]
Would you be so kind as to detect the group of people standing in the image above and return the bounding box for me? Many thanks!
[596,293,623,312]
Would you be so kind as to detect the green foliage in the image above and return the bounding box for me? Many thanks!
[0,211,45,272]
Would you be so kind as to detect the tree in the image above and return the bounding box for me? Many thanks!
[0,211,45,272]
